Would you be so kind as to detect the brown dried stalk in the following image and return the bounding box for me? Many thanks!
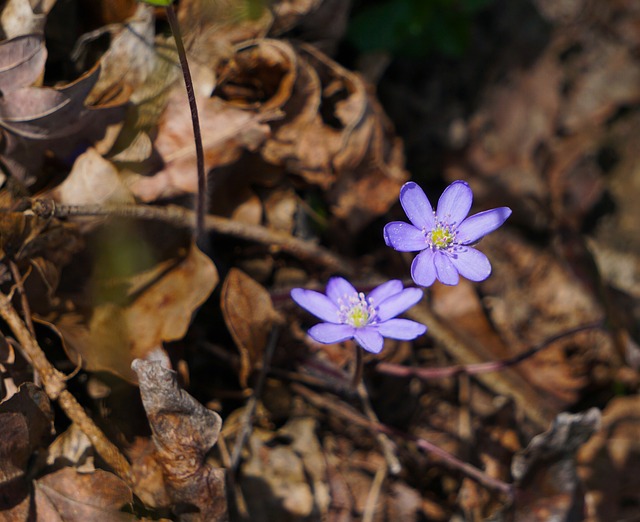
[0,290,133,484]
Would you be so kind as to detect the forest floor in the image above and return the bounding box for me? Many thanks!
[1,0,639,520]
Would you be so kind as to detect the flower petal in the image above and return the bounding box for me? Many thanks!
[377,319,427,340]
[354,327,384,354]
[434,251,460,285]
[411,249,437,287]
[326,276,358,305]
[291,288,340,323]
[367,279,403,304]
[450,246,491,281]
[436,180,472,226]
[376,288,423,321]
[383,222,427,252]
[399,182,435,230]
[308,323,355,344]
[456,207,512,244]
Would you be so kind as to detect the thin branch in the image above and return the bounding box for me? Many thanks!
[30,200,348,273]
[0,291,133,484]
[376,321,603,380]
[165,4,207,244]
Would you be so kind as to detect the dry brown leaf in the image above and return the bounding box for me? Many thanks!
[51,148,134,208]
[130,82,274,202]
[33,468,134,521]
[510,409,600,522]
[57,241,218,382]
[132,358,227,521]
[270,0,351,55]
[241,418,328,521]
[0,0,53,38]
[221,268,282,388]
[577,396,640,521]
[481,231,607,408]
[0,34,46,92]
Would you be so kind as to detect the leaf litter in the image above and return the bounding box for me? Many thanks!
[0,0,640,520]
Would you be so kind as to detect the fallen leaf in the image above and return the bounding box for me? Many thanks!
[577,396,640,521]
[34,467,134,521]
[510,409,600,521]
[132,358,227,521]
[57,239,218,381]
[221,268,282,388]
[0,34,46,92]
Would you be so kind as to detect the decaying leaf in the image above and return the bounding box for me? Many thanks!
[34,467,134,521]
[221,268,282,388]
[132,358,227,521]
[577,396,640,521]
[0,0,54,38]
[52,147,134,208]
[241,417,329,521]
[57,240,218,381]
[510,409,600,522]
[0,34,46,92]
[130,82,274,202]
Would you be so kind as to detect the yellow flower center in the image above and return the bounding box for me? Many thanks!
[338,292,376,327]
[429,224,455,249]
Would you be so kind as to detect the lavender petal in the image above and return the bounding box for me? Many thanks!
[434,251,460,285]
[367,279,403,304]
[376,288,423,321]
[411,249,437,287]
[291,288,340,323]
[450,246,491,281]
[354,327,384,354]
[378,319,427,340]
[456,207,512,244]
[383,222,427,252]
[436,180,473,226]
[326,276,358,305]
[399,182,435,230]
[308,323,355,344]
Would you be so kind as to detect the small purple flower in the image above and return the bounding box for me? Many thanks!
[291,277,427,354]
[384,181,511,287]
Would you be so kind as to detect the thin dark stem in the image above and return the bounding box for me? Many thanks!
[376,321,604,380]
[165,5,207,244]
[351,345,364,389]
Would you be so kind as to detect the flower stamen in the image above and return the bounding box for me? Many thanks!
[337,292,376,327]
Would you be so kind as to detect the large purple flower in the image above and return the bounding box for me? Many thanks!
[384,181,511,287]
[291,277,427,354]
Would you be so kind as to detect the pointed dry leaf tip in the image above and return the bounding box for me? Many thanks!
[383,180,512,287]
[291,277,427,354]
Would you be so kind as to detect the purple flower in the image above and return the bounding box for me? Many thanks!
[384,181,511,287]
[291,277,427,354]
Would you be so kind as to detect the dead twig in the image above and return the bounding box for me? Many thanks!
[30,200,348,274]
[376,321,603,380]
[0,290,133,484]
[292,382,515,499]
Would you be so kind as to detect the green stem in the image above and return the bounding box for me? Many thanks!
[165,4,207,244]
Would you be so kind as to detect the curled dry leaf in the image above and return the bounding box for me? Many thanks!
[0,62,125,187]
[510,409,600,522]
[0,34,46,92]
[56,240,218,382]
[221,268,283,388]
[132,359,227,521]
[178,0,273,58]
